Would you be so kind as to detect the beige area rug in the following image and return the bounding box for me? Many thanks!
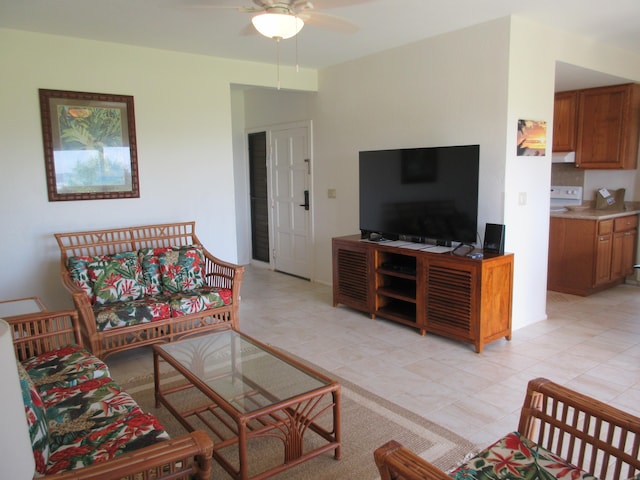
[121,364,474,480]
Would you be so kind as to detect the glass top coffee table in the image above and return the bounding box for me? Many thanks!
[153,328,341,480]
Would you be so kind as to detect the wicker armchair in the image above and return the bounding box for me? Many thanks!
[375,377,640,480]
[7,309,214,480]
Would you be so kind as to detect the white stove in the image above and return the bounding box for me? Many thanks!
[550,185,583,212]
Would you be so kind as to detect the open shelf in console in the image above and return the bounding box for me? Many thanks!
[377,300,417,324]
[375,250,418,324]
[377,252,417,277]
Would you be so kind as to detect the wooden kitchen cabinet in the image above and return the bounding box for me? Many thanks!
[575,83,640,169]
[332,235,513,353]
[594,220,613,286]
[552,90,578,152]
[611,215,638,278]
[548,214,638,295]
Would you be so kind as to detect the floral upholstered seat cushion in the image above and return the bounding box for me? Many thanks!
[158,246,206,293]
[93,295,173,331]
[40,377,168,475]
[169,286,233,316]
[21,345,109,393]
[449,431,597,479]
[42,377,146,450]
[45,411,168,475]
[17,362,50,475]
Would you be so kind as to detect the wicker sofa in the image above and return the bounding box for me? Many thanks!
[375,377,640,480]
[55,221,244,359]
[8,309,213,479]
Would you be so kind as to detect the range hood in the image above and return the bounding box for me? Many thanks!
[552,151,576,163]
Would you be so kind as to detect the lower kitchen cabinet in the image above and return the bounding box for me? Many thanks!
[548,214,638,295]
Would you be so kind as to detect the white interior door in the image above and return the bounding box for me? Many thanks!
[270,123,312,279]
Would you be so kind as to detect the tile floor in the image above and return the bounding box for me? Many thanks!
[108,265,640,450]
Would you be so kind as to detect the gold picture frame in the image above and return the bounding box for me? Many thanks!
[39,89,140,201]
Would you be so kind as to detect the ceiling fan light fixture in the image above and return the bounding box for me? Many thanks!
[251,12,304,40]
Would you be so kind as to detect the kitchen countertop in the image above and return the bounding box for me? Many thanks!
[551,206,640,220]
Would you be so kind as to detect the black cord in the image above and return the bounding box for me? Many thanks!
[452,243,474,256]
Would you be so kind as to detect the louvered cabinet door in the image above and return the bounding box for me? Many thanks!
[425,261,476,342]
[424,255,513,353]
[332,238,371,313]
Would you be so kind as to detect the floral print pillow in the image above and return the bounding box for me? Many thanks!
[67,256,95,301]
[158,246,206,294]
[138,247,173,296]
[87,253,145,305]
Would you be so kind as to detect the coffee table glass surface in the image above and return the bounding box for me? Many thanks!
[156,329,331,413]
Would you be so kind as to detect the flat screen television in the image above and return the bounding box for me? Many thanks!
[359,144,479,245]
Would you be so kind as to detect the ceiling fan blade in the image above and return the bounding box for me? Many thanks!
[299,11,359,33]
[178,0,263,12]
[297,0,375,10]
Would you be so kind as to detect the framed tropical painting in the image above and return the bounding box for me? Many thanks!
[39,89,140,201]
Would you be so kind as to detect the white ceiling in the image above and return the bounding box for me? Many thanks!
[1,0,639,89]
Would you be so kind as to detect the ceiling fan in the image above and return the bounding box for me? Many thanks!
[192,0,372,39]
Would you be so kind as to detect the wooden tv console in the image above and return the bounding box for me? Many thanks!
[332,235,514,353]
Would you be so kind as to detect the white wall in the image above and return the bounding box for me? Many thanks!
[504,17,557,328]
[0,28,317,309]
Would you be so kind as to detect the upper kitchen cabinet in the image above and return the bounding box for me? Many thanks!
[575,83,640,169]
[552,90,578,152]
[553,83,640,169]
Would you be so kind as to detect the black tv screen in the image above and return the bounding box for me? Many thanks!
[359,145,479,245]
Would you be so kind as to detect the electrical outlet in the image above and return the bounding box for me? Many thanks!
[518,192,527,205]
[328,189,336,199]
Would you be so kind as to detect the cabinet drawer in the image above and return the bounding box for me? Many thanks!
[598,220,613,235]
[614,215,638,232]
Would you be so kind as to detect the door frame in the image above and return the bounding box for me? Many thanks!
[244,120,315,279]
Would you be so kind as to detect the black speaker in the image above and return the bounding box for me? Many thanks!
[483,223,505,254]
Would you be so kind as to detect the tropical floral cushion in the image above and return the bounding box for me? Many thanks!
[67,252,143,304]
[21,345,109,393]
[43,378,145,448]
[158,246,206,294]
[45,411,168,475]
[17,362,50,475]
[169,286,233,316]
[449,431,596,479]
[138,247,174,296]
[40,377,168,474]
[88,253,145,305]
[94,295,173,332]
